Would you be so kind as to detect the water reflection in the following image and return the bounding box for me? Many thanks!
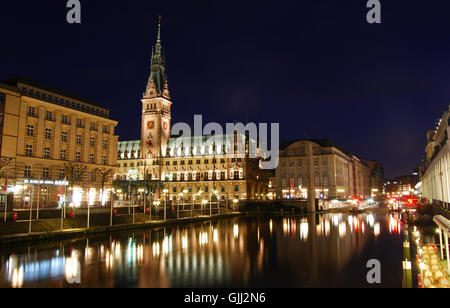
[0,212,404,288]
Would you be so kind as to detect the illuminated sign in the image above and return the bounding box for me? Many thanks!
[24,179,69,186]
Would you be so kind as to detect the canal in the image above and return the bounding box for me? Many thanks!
[0,212,407,288]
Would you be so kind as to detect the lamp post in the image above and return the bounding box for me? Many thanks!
[110,189,114,227]
[163,189,168,220]
[138,188,145,212]
[202,199,208,216]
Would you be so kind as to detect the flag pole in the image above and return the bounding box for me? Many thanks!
[3,176,7,223]
[36,179,40,221]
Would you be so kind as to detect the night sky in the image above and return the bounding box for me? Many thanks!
[2,0,450,178]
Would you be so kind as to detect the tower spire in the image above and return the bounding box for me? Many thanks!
[157,15,162,43]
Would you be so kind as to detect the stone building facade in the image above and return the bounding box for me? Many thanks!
[115,20,269,202]
[0,78,118,208]
[420,105,450,206]
[275,139,370,200]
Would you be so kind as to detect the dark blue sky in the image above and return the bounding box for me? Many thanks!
[1,0,450,178]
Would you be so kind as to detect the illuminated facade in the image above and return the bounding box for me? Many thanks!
[0,78,118,208]
[275,139,371,200]
[420,106,450,205]
[115,20,269,201]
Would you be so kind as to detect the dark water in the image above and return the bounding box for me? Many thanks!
[0,212,405,288]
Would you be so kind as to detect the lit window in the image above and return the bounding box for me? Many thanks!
[26,125,34,136]
[45,128,51,139]
[24,166,32,177]
[43,147,51,159]
[25,144,33,157]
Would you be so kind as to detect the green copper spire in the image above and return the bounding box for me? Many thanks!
[146,16,167,96]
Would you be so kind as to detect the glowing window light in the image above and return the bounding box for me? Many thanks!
[88,188,96,206]
[233,224,239,239]
[152,242,160,257]
[374,222,380,237]
[213,229,219,243]
[182,236,188,250]
[300,219,309,240]
[73,187,83,208]
[11,266,24,288]
[64,255,80,284]
[339,222,347,238]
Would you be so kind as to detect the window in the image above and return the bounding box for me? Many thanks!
[181,161,185,165]
[60,150,67,160]
[173,161,177,166]
[204,159,209,164]
[196,160,201,164]
[188,160,193,165]
[59,169,65,179]
[235,185,239,192]
[25,144,33,157]
[102,140,107,149]
[42,168,49,179]
[0,93,5,105]
[102,156,107,165]
[76,135,82,145]
[103,125,109,133]
[45,111,53,121]
[234,171,239,179]
[26,125,34,136]
[76,119,83,128]
[323,177,328,186]
[45,128,51,139]
[75,152,81,162]
[89,154,94,164]
[61,115,69,124]
[61,132,67,142]
[43,147,50,159]
[90,122,97,131]
[90,137,95,147]
[165,161,170,166]
[220,159,225,163]
[315,177,320,186]
[28,106,36,117]
[24,166,31,178]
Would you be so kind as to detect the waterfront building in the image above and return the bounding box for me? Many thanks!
[115,19,269,202]
[420,105,450,206]
[275,139,370,200]
[0,78,118,208]
[367,161,385,196]
[385,174,419,197]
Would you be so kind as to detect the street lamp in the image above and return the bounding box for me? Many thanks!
[162,189,169,220]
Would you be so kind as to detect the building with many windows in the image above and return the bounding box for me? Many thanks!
[115,20,269,202]
[420,105,450,206]
[0,78,118,208]
[275,139,370,200]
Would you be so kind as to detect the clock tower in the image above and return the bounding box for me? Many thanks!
[141,17,172,161]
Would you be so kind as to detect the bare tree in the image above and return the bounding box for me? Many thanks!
[0,157,14,188]
[63,162,87,189]
[94,167,114,204]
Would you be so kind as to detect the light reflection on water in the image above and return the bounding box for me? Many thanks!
[0,212,404,288]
